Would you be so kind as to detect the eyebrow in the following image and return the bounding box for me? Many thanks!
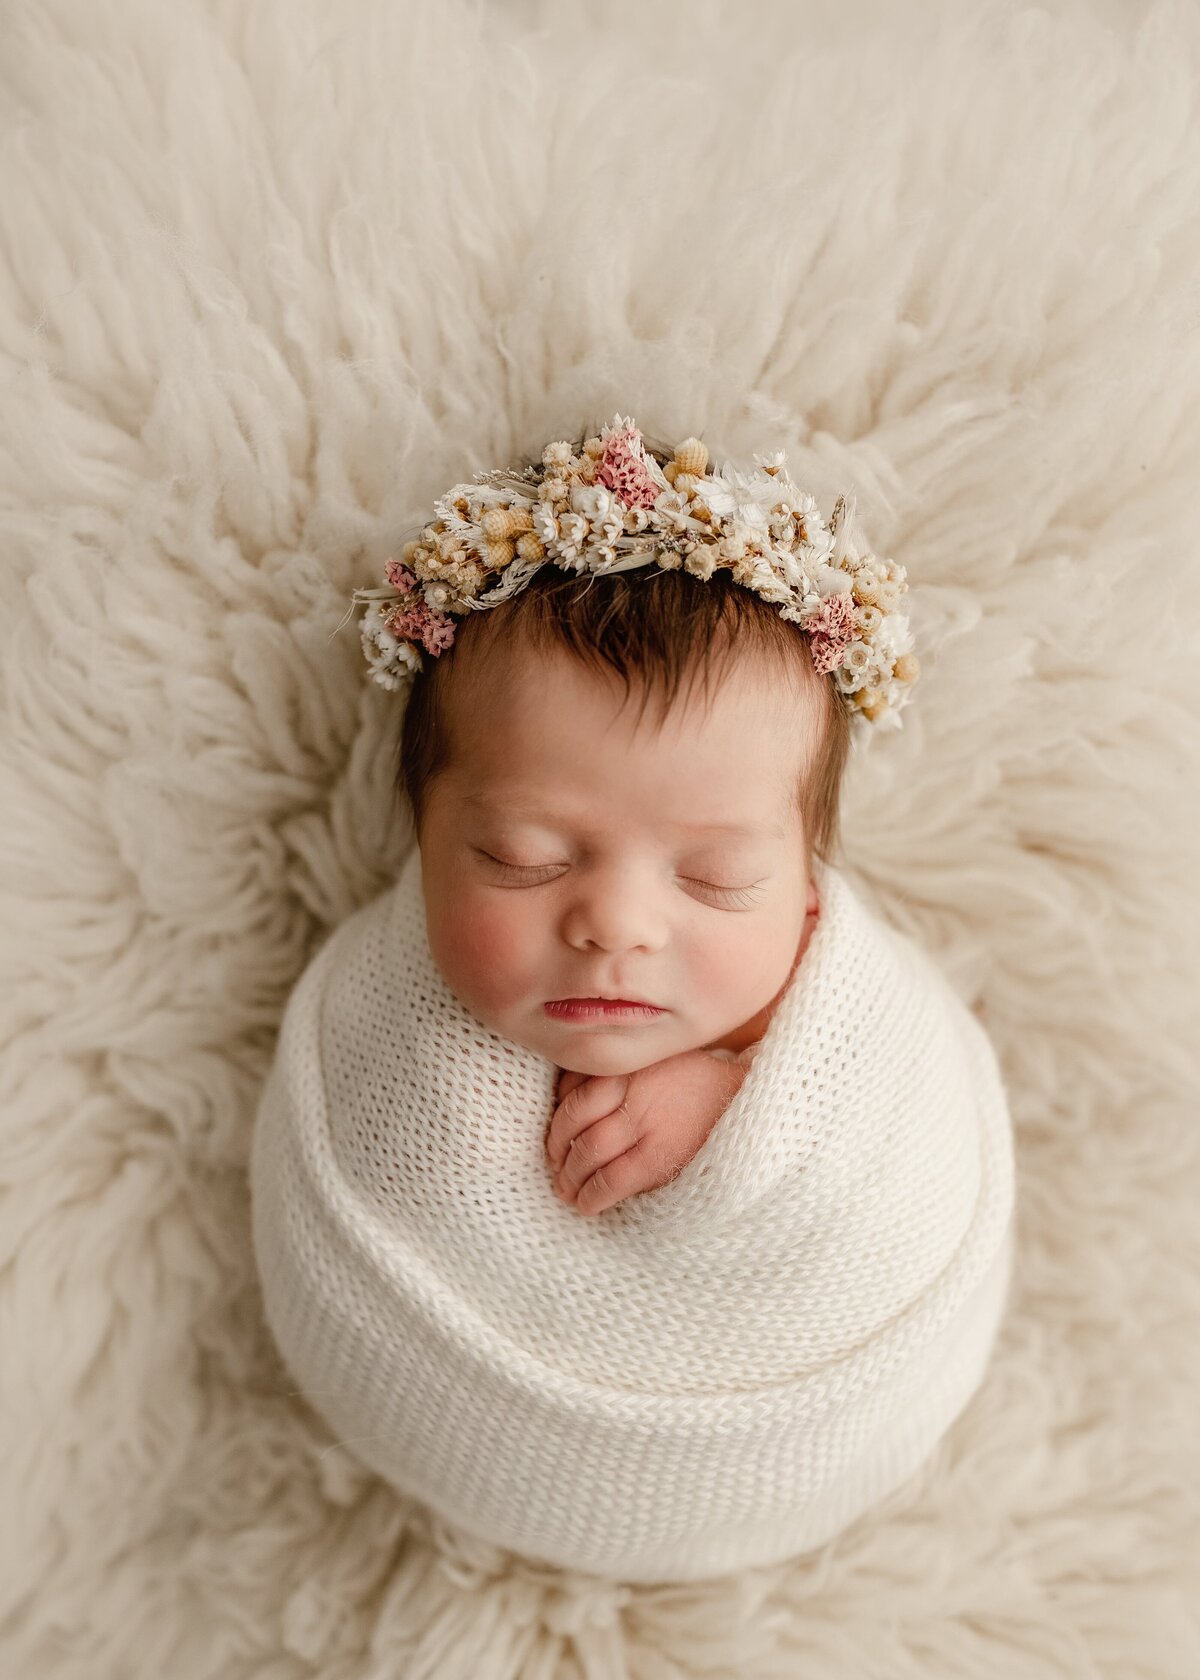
[464,793,784,840]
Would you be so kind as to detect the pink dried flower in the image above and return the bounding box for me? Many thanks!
[380,557,457,657]
[805,591,858,674]
[596,423,661,511]
[420,614,456,655]
[385,598,457,656]
[384,605,421,639]
[384,558,418,592]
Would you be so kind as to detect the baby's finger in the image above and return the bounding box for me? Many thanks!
[554,1106,639,1203]
[574,1140,657,1217]
[546,1074,629,1167]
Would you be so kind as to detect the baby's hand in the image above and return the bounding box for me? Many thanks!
[545,1051,746,1217]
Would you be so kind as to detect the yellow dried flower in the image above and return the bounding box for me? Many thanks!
[480,506,533,541]
[893,654,920,684]
[516,532,546,562]
[485,538,516,569]
[673,437,709,477]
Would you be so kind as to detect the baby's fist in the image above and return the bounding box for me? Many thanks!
[545,1051,745,1216]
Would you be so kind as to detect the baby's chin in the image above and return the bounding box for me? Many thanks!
[524,1024,692,1078]
[553,1052,659,1078]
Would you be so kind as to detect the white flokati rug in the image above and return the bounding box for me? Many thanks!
[3,0,1199,1675]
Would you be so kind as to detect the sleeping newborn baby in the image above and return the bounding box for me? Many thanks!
[251,426,1016,1583]
[417,612,824,1218]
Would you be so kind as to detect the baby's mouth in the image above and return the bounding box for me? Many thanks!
[544,998,666,1021]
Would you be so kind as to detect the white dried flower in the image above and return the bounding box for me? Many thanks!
[694,464,776,531]
[653,488,694,534]
[570,483,624,547]
[532,503,561,548]
[770,543,814,594]
[683,548,718,581]
[812,562,855,595]
[542,440,574,472]
[556,511,589,561]
[360,603,423,689]
[842,642,873,675]
[873,610,915,660]
[569,483,612,520]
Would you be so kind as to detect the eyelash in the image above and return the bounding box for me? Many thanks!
[477,853,765,908]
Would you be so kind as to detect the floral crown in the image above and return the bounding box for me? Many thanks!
[343,414,919,740]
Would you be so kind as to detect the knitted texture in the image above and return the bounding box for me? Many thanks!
[250,845,1016,1582]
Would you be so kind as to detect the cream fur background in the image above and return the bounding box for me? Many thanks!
[3,1,1199,1675]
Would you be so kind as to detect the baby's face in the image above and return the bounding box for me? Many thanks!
[416,644,820,1077]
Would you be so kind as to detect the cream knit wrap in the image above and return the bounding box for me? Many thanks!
[250,843,1016,1583]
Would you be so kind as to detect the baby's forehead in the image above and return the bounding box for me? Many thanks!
[463,613,811,701]
[445,635,817,794]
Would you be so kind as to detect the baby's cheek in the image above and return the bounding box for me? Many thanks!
[433,901,538,1018]
[690,928,776,1002]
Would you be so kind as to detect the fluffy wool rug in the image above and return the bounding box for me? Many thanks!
[3,0,1199,1675]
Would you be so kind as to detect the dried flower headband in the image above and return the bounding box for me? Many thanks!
[341,414,919,742]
